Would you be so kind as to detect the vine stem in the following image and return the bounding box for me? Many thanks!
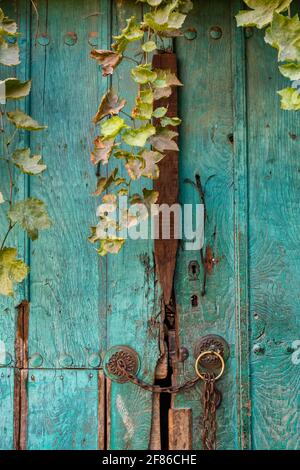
[0,222,16,250]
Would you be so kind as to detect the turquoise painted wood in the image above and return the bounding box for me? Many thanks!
[174,0,300,450]
[1,0,300,451]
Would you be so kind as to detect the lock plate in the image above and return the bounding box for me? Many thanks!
[194,334,230,370]
[103,346,140,383]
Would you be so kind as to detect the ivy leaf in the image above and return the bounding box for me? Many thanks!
[100,116,128,138]
[142,41,157,52]
[279,63,300,80]
[138,0,163,6]
[153,69,182,100]
[278,87,300,110]
[12,148,47,175]
[0,191,4,204]
[160,116,181,127]
[7,110,47,131]
[149,128,179,151]
[143,188,159,207]
[125,156,145,180]
[90,49,122,76]
[112,16,144,54]
[0,9,18,36]
[140,88,154,104]
[236,0,291,29]
[152,106,168,118]
[8,198,52,241]
[122,123,156,147]
[265,13,300,62]
[90,136,115,165]
[1,78,31,100]
[93,168,118,196]
[131,64,158,84]
[132,101,153,120]
[97,238,125,256]
[0,248,28,297]
[93,89,126,124]
[140,149,164,179]
[0,42,20,66]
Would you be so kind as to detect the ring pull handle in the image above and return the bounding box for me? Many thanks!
[195,350,225,381]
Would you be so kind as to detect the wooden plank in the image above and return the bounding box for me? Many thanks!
[231,0,251,450]
[169,409,192,450]
[26,369,99,450]
[0,368,14,450]
[106,0,161,450]
[246,16,300,450]
[173,0,237,450]
[27,0,108,368]
[153,52,179,307]
[13,369,28,450]
[0,0,31,369]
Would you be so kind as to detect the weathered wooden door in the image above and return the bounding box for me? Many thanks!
[1,0,300,451]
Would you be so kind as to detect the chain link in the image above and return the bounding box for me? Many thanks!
[201,373,217,450]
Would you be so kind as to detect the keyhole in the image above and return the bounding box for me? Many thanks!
[191,295,198,307]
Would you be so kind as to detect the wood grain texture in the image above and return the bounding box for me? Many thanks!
[169,409,192,450]
[0,368,14,449]
[26,369,99,450]
[246,18,300,450]
[153,52,179,306]
[173,0,237,450]
[27,0,108,368]
[106,0,161,450]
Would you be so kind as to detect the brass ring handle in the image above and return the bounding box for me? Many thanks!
[195,350,225,381]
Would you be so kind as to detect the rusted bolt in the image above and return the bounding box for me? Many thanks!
[37,33,50,46]
[64,32,77,46]
[209,26,222,40]
[88,32,98,47]
[184,27,197,41]
[29,353,43,367]
[253,343,265,355]
[244,27,253,38]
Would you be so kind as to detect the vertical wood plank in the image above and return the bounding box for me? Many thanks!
[0,368,14,449]
[27,0,108,368]
[174,0,237,450]
[246,16,300,450]
[106,0,161,450]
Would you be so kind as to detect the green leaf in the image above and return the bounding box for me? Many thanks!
[92,168,118,196]
[140,88,154,104]
[122,123,156,147]
[97,237,125,256]
[0,78,31,100]
[236,0,291,29]
[138,0,163,6]
[142,188,159,207]
[0,9,18,36]
[152,107,168,118]
[100,116,127,138]
[0,42,20,66]
[149,128,179,151]
[93,89,126,124]
[160,116,181,127]
[12,148,47,175]
[142,41,157,52]
[0,248,28,297]
[131,64,158,84]
[139,149,164,179]
[125,156,145,180]
[8,198,52,241]
[7,110,47,131]
[112,16,144,54]
[167,11,187,29]
[90,49,122,76]
[90,136,116,165]
[132,101,153,120]
[265,13,300,62]
[279,63,300,80]
[278,87,300,110]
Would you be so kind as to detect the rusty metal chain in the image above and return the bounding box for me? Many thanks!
[116,361,200,394]
[202,373,217,450]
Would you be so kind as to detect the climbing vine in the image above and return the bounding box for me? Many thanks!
[236,0,300,109]
[0,8,51,296]
[89,0,300,258]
